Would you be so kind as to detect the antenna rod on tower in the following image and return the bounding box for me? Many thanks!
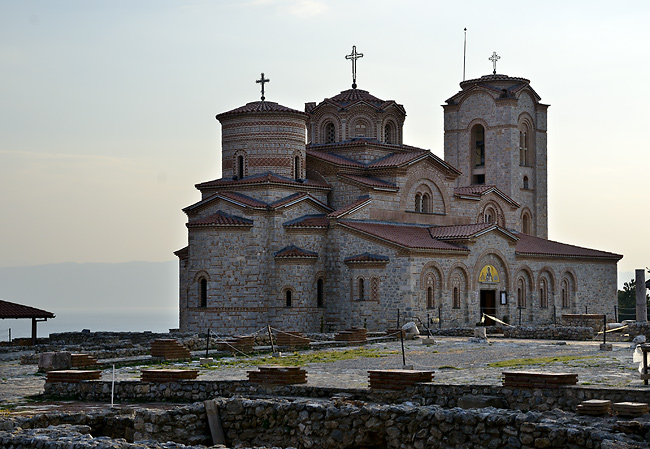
[463,28,467,81]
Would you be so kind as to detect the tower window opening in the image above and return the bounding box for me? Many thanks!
[384,123,394,144]
[285,290,292,307]
[355,123,366,137]
[523,176,529,190]
[358,278,365,301]
[472,125,485,167]
[237,155,244,179]
[199,278,207,308]
[326,123,335,143]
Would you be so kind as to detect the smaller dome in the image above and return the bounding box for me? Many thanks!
[216,101,308,121]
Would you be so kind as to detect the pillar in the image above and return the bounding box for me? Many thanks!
[636,269,647,322]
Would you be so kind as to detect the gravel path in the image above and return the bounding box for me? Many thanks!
[0,337,643,409]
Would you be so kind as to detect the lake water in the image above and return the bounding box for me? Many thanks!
[0,307,178,341]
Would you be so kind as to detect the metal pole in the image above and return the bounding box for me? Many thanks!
[463,28,467,81]
[400,328,406,367]
[205,329,210,358]
[438,307,442,329]
[267,325,276,354]
[585,305,588,314]
[614,306,618,323]
[603,315,607,345]
[397,309,400,328]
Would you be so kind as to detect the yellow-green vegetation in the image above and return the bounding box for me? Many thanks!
[487,355,602,369]
[204,347,397,370]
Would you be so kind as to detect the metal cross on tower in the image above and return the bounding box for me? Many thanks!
[489,52,500,75]
[256,73,270,101]
[345,45,364,89]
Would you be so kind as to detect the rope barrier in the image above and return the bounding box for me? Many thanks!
[481,313,512,327]
[207,330,252,358]
[597,324,629,335]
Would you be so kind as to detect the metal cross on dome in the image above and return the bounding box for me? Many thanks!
[489,52,500,75]
[345,45,364,89]
[256,73,270,101]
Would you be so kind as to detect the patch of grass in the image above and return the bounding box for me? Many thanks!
[438,366,461,370]
[487,355,601,369]
[202,347,397,370]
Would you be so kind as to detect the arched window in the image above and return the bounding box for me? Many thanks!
[522,213,531,234]
[325,122,336,143]
[523,176,529,190]
[472,125,485,167]
[517,279,526,308]
[317,278,324,308]
[384,123,394,144]
[371,277,380,301]
[427,287,434,309]
[422,193,431,213]
[561,279,570,308]
[294,156,300,180]
[237,155,244,179]
[285,290,292,307]
[453,286,460,309]
[358,278,365,301]
[199,278,207,308]
[484,207,495,224]
[540,278,548,308]
[415,193,422,212]
[355,122,366,137]
[520,125,529,166]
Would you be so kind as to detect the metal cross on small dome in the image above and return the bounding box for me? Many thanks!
[256,73,270,101]
[345,45,364,89]
[489,52,500,75]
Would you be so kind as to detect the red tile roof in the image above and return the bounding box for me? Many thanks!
[216,101,308,120]
[344,253,390,264]
[284,215,329,229]
[454,185,520,207]
[339,174,398,191]
[274,245,318,259]
[269,193,332,212]
[428,223,495,239]
[196,172,330,190]
[0,300,55,319]
[187,210,253,228]
[339,221,467,252]
[369,151,428,168]
[312,89,406,115]
[174,246,189,259]
[327,196,372,218]
[515,233,623,260]
[306,150,365,168]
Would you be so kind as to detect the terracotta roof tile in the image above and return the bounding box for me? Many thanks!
[284,215,329,229]
[369,151,428,168]
[187,210,253,228]
[274,245,318,259]
[174,246,189,259]
[327,196,372,218]
[339,174,397,190]
[269,193,332,211]
[454,185,520,207]
[0,299,55,319]
[216,101,308,120]
[344,252,390,264]
[306,150,365,168]
[428,223,496,239]
[339,221,468,252]
[196,172,330,190]
[515,233,622,260]
[328,89,386,105]
[216,192,269,209]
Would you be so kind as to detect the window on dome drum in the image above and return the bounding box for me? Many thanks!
[484,208,495,224]
[358,278,365,301]
[237,155,244,179]
[317,278,324,308]
[355,123,366,137]
[422,193,431,213]
[384,123,393,144]
[285,290,292,307]
[472,125,485,167]
[199,278,207,308]
[294,156,300,180]
[326,123,335,143]
[540,279,548,308]
[415,193,422,212]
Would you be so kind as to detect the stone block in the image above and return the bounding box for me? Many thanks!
[458,394,507,410]
[38,351,72,372]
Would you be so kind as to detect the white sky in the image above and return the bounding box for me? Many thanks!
[1,0,649,284]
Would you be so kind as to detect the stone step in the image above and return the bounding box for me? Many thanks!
[46,370,101,383]
[141,369,199,382]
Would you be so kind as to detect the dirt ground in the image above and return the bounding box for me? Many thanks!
[0,336,645,413]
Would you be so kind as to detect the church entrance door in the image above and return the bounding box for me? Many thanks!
[480,290,496,325]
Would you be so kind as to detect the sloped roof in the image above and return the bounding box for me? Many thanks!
[515,232,623,260]
[284,215,329,229]
[427,223,517,240]
[216,101,308,120]
[310,89,406,115]
[306,149,365,168]
[327,196,372,218]
[454,185,520,207]
[339,174,398,191]
[344,253,390,264]
[269,193,332,212]
[338,221,468,252]
[196,172,330,190]
[187,210,253,228]
[446,74,542,105]
[0,300,55,319]
[274,245,318,259]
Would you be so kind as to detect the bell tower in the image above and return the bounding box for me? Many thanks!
[443,71,549,238]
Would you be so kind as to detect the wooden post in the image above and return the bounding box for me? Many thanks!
[205,329,210,358]
[400,329,406,367]
[267,325,275,354]
[204,399,226,445]
[31,318,37,346]
[603,315,607,345]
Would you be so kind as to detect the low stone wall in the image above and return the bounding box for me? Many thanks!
[561,314,606,332]
[503,325,594,340]
[43,379,650,414]
[3,398,649,449]
[627,322,650,340]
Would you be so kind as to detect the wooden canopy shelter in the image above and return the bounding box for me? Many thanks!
[0,299,55,345]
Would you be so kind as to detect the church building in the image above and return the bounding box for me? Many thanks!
[175,50,622,334]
